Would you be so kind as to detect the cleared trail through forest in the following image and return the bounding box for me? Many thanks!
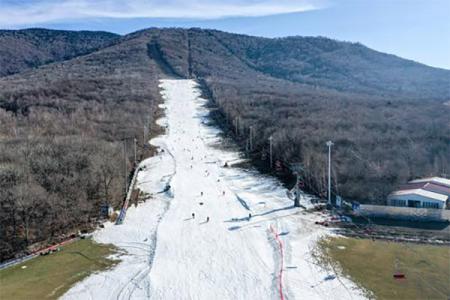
[63,79,365,300]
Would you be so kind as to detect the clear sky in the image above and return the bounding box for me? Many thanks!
[1,0,449,69]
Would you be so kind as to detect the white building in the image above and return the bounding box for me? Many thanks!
[388,177,450,209]
[388,189,447,209]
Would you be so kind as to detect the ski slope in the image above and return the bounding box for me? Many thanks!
[63,79,366,300]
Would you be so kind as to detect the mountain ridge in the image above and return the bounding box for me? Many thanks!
[2,27,449,101]
[0,28,120,77]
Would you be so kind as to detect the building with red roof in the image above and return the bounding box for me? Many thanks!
[388,177,450,209]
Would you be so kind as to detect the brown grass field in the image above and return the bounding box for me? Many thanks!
[0,238,118,300]
[320,237,450,299]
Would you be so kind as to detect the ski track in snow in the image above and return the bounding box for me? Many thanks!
[62,79,366,300]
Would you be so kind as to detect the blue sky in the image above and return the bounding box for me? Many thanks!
[1,0,449,69]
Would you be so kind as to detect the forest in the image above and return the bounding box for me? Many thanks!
[0,27,449,261]
[0,28,119,76]
[0,30,162,261]
[152,28,450,202]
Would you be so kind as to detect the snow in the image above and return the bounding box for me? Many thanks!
[62,79,366,300]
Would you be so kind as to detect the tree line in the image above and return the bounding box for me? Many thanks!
[0,32,163,261]
[154,28,450,203]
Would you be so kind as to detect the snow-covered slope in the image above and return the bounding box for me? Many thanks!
[63,79,366,300]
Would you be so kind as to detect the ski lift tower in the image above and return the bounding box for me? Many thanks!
[289,163,304,207]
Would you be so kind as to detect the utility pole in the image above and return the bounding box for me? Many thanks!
[134,137,137,166]
[269,135,273,169]
[249,126,253,151]
[294,171,300,207]
[238,116,241,136]
[123,140,128,197]
[326,140,334,206]
[246,138,249,156]
[144,115,151,146]
[143,125,147,146]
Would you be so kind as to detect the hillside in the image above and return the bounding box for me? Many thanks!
[0,28,119,76]
[150,28,450,201]
[0,30,163,261]
[0,27,449,262]
[151,28,450,100]
[209,31,450,99]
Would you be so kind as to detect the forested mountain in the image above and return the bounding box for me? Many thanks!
[206,31,450,99]
[0,27,449,261]
[0,28,119,76]
[0,30,162,261]
[151,28,450,201]
[150,28,450,99]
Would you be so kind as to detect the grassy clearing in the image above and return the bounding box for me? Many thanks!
[319,237,450,300]
[0,238,118,300]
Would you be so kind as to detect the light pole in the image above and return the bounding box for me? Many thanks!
[249,126,253,151]
[238,116,241,136]
[326,140,334,206]
[294,171,300,207]
[269,135,273,169]
[143,125,148,146]
[234,116,240,136]
[246,138,249,156]
[123,140,128,197]
[134,138,137,166]
[122,136,135,197]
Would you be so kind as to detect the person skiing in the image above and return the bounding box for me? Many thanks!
[206,216,210,222]
[200,191,203,196]
[192,212,195,219]
[248,213,252,220]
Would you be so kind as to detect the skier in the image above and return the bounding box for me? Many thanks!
[248,213,252,220]
[200,191,203,196]
[192,212,195,219]
[163,184,171,192]
[206,216,210,222]
[222,191,226,196]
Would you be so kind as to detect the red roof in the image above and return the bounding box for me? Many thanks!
[423,183,450,196]
[397,182,450,197]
